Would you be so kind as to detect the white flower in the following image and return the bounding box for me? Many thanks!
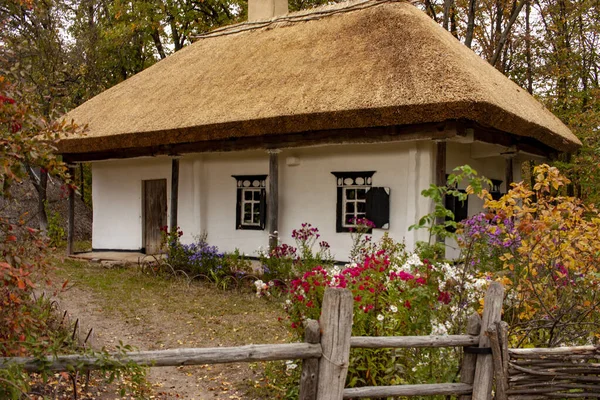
[389,305,398,313]
[431,322,448,335]
[377,314,384,322]
[285,360,298,370]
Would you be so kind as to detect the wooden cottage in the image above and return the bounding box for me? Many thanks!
[56,0,581,259]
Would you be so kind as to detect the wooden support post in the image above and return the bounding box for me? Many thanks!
[435,140,446,243]
[170,157,180,232]
[316,288,353,400]
[459,312,482,400]
[504,156,514,192]
[67,166,76,255]
[79,163,85,202]
[268,150,280,251]
[487,323,508,400]
[472,282,505,400]
[299,319,320,400]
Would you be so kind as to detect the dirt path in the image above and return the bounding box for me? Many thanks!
[53,263,288,399]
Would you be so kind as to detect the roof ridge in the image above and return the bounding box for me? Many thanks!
[193,0,406,40]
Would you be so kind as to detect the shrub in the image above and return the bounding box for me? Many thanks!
[458,164,600,346]
[259,223,333,283]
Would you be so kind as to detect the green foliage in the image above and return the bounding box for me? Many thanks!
[258,223,334,284]
[45,201,66,247]
[409,165,490,244]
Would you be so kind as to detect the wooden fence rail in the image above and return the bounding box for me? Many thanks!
[0,285,507,400]
[0,343,322,373]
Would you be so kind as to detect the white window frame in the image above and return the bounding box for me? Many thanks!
[240,187,263,227]
[342,186,369,228]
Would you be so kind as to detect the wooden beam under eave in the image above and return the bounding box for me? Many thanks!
[268,150,280,251]
[170,158,180,232]
[66,166,76,255]
[60,122,458,163]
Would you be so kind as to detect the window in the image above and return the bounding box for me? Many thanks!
[444,174,468,232]
[233,175,267,230]
[332,171,390,232]
[490,179,503,200]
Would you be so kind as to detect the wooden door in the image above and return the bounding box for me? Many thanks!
[143,179,167,254]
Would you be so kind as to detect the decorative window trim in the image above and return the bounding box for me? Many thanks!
[232,175,267,230]
[332,171,375,232]
[331,171,391,233]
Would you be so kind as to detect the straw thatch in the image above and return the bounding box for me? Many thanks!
[57,0,581,157]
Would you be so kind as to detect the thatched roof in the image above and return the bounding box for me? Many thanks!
[57,0,581,157]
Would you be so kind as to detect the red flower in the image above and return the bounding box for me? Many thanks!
[6,235,17,242]
[438,291,452,304]
[404,300,412,309]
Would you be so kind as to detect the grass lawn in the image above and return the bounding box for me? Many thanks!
[51,258,292,398]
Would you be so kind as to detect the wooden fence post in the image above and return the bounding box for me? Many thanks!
[459,312,482,400]
[472,282,505,400]
[299,319,320,400]
[487,322,509,400]
[316,288,353,400]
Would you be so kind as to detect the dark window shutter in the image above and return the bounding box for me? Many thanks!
[335,187,344,233]
[365,187,390,229]
[259,188,267,230]
[445,191,468,232]
[235,189,242,230]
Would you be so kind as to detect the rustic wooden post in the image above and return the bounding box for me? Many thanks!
[267,149,280,251]
[67,166,76,255]
[316,288,353,400]
[487,323,508,400]
[299,319,320,400]
[472,282,505,400]
[79,163,85,202]
[459,312,482,400]
[435,140,446,243]
[170,157,179,232]
[504,156,514,192]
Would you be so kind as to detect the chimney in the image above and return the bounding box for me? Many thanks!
[248,0,288,21]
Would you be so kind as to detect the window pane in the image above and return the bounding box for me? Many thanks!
[346,189,356,200]
[357,213,366,220]
[253,212,260,224]
[357,189,367,200]
[244,190,252,200]
[253,190,261,201]
[357,202,366,213]
[244,203,251,213]
[346,203,355,213]
[243,212,252,223]
[345,214,355,225]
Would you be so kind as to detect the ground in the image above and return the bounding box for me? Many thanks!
[50,258,291,399]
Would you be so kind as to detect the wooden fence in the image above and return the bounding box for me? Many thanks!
[0,282,522,399]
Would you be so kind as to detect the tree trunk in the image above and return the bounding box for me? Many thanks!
[491,0,526,67]
[525,0,533,94]
[26,166,48,233]
[38,169,48,233]
[464,0,477,48]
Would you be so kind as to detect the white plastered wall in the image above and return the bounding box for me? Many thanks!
[91,157,172,250]
[91,141,436,259]
[278,142,434,260]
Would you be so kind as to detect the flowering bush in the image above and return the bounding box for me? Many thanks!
[348,217,375,262]
[266,233,490,389]
[160,229,252,287]
[259,223,333,282]
[458,164,600,346]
